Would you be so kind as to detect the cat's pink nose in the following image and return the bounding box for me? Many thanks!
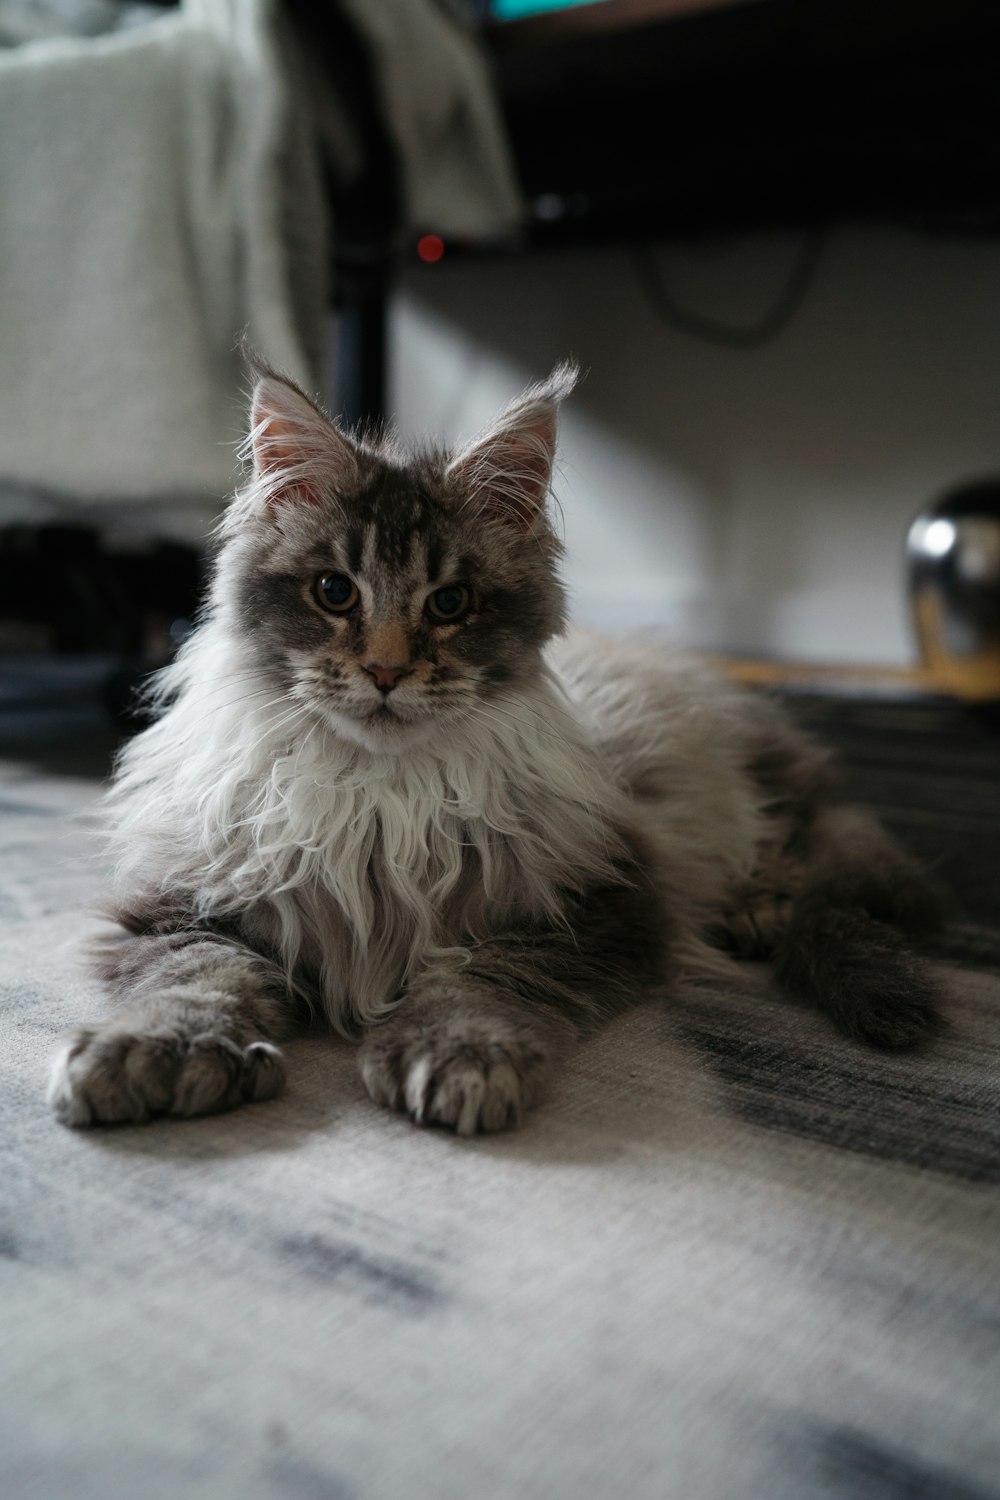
[364,661,411,693]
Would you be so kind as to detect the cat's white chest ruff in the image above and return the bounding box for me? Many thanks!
[260,756,475,1029]
[108,653,627,1034]
[252,708,623,1031]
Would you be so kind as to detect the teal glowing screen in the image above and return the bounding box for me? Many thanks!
[493,0,606,18]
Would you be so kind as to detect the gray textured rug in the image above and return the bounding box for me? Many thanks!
[2,707,999,1500]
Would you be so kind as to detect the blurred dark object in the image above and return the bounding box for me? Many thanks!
[285,0,402,430]
[0,524,204,731]
[479,0,1000,247]
[786,688,1000,933]
[907,481,1000,703]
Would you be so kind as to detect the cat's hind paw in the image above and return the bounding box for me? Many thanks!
[716,887,794,959]
[49,1025,285,1127]
[359,1013,550,1136]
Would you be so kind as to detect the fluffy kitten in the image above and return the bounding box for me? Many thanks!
[49,359,942,1133]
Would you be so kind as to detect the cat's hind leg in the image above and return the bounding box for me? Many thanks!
[715,708,831,960]
[714,802,805,960]
[50,926,293,1127]
[717,875,796,959]
[773,805,947,1050]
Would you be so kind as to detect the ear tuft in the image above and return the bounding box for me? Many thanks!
[244,353,359,512]
[446,360,580,531]
[534,358,581,407]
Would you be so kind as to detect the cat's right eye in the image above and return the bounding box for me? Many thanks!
[315,573,360,615]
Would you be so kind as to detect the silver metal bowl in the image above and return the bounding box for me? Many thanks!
[907,480,1000,700]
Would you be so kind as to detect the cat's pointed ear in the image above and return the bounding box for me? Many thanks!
[446,360,579,531]
[246,363,359,511]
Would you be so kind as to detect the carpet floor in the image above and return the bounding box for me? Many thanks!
[1,687,998,1500]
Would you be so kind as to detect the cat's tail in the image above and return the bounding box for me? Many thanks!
[773,807,947,1050]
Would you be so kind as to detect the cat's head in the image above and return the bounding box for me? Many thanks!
[218,358,578,752]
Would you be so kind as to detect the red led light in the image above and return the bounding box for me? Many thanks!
[417,234,445,264]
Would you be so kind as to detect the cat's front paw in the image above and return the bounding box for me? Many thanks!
[49,1025,285,1127]
[359,1009,553,1136]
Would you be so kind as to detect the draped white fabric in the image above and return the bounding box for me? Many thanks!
[0,0,520,515]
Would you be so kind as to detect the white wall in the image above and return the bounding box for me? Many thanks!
[388,228,1000,665]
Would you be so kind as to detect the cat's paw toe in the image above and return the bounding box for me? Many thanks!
[49,1027,173,1126]
[360,1027,533,1136]
[420,1055,523,1135]
[718,890,793,958]
[49,1030,106,1127]
[49,1027,285,1127]
[170,1034,284,1116]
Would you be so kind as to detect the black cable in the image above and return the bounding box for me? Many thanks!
[634,231,826,350]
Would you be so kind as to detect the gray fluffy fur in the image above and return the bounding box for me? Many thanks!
[49,360,944,1134]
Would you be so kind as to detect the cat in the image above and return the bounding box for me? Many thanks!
[49,356,943,1134]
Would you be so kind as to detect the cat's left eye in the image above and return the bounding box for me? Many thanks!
[426,584,471,622]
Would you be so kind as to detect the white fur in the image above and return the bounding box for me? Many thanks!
[48,1042,92,1127]
[109,612,793,1041]
[108,620,628,1035]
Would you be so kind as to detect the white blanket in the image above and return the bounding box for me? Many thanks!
[2,745,1000,1500]
[0,1,315,512]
